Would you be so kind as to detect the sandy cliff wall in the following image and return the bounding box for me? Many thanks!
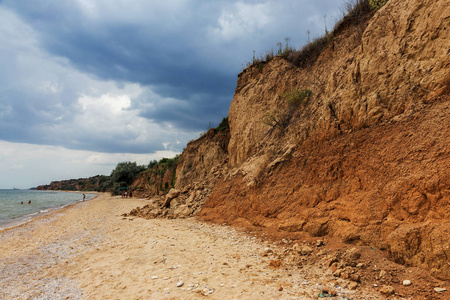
[201,0,450,279]
[128,128,230,219]
[228,0,449,169]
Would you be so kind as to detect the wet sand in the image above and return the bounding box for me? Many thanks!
[0,194,375,299]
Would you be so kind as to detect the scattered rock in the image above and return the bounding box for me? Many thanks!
[269,259,282,268]
[356,262,367,269]
[434,287,446,293]
[342,248,361,266]
[320,287,337,297]
[402,280,412,286]
[201,288,215,295]
[262,248,273,257]
[350,273,361,283]
[316,240,324,247]
[292,243,313,256]
[380,285,395,295]
[349,281,358,290]
[177,281,184,287]
[332,269,342,277]
[151,276,158,279]
[378,269,387,280]
[163,189,181,208]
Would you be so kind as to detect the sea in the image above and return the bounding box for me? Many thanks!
[0,189,97,230]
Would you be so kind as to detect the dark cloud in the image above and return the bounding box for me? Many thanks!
[0,0,342,155]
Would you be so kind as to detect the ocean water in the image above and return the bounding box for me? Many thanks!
[0,189,97,230]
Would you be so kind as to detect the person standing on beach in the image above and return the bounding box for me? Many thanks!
[83,194,86,201]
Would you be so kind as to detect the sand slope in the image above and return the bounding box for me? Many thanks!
[0,194,380,299]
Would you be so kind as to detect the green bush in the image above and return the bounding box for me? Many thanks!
[216,116,229,132]
[148,160,157,169]
[285,89,312,107]
[262,111,288,128]
[369,0,388,9]
[110,161,146,195]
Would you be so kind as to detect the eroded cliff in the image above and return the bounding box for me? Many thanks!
[128,0,450,282]
[201,0,450,280]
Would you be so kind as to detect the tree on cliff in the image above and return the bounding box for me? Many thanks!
[110,161,146,195]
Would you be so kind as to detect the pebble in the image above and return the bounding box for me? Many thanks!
[403,280,412,286]
[349,281,358,290]
[380,285,395,295]
[262,248,273,256]
[177,281,184,287]
[434,287,446,293]
[151,276,158,279]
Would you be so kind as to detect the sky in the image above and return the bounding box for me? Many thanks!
[0,0,343,189]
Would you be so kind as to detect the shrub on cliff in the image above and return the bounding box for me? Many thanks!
[285,89,312,107]
[110,161,146,195]
[369,0,388,10]
[216,116,229,132]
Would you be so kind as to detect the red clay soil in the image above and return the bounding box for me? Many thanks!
[200,96,450,298]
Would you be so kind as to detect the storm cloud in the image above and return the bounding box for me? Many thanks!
[0,0,343,188]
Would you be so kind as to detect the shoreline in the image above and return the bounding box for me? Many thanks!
[0,191,100,233]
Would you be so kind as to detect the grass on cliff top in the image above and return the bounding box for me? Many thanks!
[245,0,387,70]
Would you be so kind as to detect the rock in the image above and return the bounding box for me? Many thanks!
[269,259,282,268]
[201,288,215,295]
[434,287,446,293]
[380,285,395,295]
[176,281,184,287]
[330,262,341,272]
[262,248,273,257]
[350,273,361,282]
[402,280,412,286]
[151,276,158,279]
[343,248,361,265]
[316,240,325,247]
[332,269,343,277]
[172,205,192,218]
[378,269,387,279]
[349,281,358,290]
[356,262,367,269]
[163,189,181,208]
[292,243,313,256]
[321,287,337,296]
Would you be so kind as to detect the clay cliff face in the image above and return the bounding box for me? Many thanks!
[228,0,449,169]
[201,0,450,280]
[128,128,230,219]
[127,0,449,280]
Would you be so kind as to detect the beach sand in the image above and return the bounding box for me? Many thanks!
[0,194,376,299]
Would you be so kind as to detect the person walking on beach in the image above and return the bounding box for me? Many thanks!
[83,194,86,201]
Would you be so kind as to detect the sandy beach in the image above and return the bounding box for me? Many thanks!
[0,194,380,299]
